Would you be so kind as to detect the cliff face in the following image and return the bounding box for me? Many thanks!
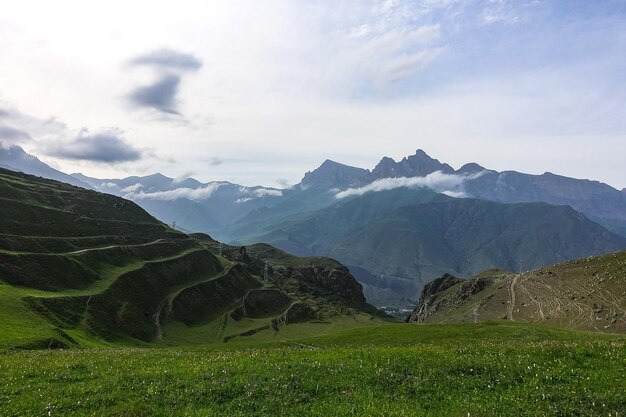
[251,248,370,310]
[406,271,505,323]
[406,274,463,323]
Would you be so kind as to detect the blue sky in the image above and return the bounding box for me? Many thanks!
[0,0,624,188]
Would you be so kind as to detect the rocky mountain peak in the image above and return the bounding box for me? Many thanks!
[300,159,369,189]
[371,149,454,180]
[457,162,487,174]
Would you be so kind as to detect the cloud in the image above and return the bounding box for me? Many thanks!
[0,125,32,144]
[381,48,443,83]
[207,157,223,166]
[252,188,282,197]
[125,183,222,201]
[47,129,142,163]
[129,48,202,71]
[120,183,143,193]
[127,73,181,115]
[335,170,486,199]
[235,186,283,203]
[0,102,66,139]
[126,48,202,116]
[276,178,292,188]
[333,24,443,88]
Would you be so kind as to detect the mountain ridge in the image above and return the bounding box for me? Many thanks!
[237,187,626,306]
[407,250,626,333]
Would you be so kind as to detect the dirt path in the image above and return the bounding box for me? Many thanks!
[472,304,480,323]
[508,275,518,321]
[66,239,165,255]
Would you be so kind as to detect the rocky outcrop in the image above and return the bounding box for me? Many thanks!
[300,159,370,190]
[407,273,499,323]
[371,149,455,179]
[406,274,463,323]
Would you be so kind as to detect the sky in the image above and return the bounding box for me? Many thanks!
[0,0,625,189]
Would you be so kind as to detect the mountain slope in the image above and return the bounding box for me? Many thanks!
[407,250,626,333]
[0,144,91,188]
[239,188,626,307]
[0,167,383,349]
[464,170,626,237]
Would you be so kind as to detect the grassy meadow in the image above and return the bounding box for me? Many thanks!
[0,322,624,417]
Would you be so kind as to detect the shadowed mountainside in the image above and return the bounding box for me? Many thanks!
[236,187,626,307]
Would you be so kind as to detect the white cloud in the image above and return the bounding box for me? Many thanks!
[252,188,282,198]
[234,186,283,203]
[335,171,485,199]
[126,183,222,201]
[441,190,468,198]
[120,183,143,193]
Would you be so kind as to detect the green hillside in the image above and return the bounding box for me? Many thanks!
[0,168,384,349]
[408,250,626,333]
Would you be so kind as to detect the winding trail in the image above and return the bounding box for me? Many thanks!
[472,304,480,323]
[65,239,165,255]
[508,275,518,321]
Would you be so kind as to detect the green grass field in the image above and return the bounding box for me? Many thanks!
[0,322,624,417]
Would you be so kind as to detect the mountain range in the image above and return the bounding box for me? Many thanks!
[2,143,625,308]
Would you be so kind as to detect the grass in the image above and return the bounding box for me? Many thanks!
[0,322,624,416]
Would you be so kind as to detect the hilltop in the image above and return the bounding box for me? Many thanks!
[407,250,626,333]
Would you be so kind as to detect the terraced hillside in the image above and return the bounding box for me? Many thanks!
[0,168,383,349]
[408,251,626,333]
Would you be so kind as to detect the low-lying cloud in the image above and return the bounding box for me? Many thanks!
[125,183,222,201]
[251,188,283,198]
[48,129,142,163]
[335,171,485,199]
[235,187,283,203]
